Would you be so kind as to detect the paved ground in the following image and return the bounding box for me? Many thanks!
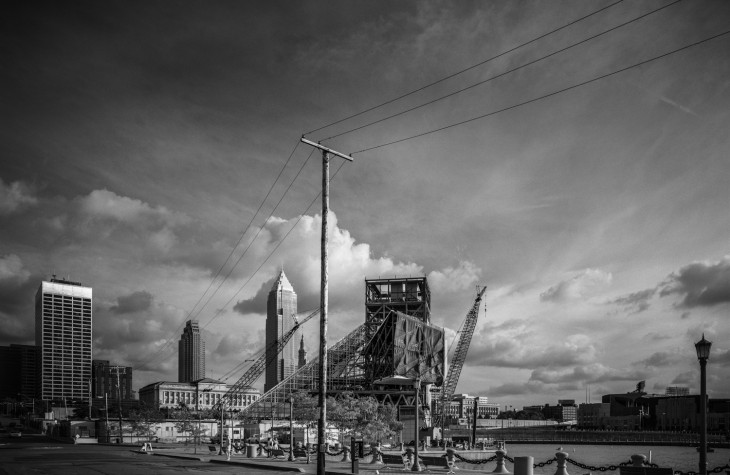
[0,415,482,474]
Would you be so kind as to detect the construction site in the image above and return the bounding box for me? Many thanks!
[220,276,486,445]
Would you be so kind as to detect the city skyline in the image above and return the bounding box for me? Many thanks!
[1,1,730,409]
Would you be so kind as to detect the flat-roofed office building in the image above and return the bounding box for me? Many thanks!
[35,277,92,401]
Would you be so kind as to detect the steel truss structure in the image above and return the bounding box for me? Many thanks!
[236,310,445,422]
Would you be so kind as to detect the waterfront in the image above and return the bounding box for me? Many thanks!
[456,444,730,474]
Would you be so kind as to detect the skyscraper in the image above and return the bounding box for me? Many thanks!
[298,335,308,369]
[265,269,297,392]
[35,277,92,401]
[178,320,205,382]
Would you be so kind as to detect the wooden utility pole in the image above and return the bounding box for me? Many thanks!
[299,137,352,475]
[110,366,124,443]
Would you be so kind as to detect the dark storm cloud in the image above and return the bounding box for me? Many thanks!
[659,257,730,308]
[110,290,153,314]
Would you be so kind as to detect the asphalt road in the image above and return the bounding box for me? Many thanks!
[0,436,294,475]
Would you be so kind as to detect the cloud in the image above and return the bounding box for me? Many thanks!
[485,381,546,398]
[110,290,154,314]
[0,178,37,215]
[671,371,695,385]
[659,256,730,308]
[638,351,683,369]
[609,288,656,313]
[529,363,649,385]
[232,212,480,328]
[540,268,612,303]
[0,254,31,283]
[233,277,275,315]
[467,322,598,369]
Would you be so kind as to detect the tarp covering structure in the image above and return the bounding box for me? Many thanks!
[364,311,445,386]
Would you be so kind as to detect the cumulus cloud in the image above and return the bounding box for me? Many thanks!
[659,256,730,308]
[540,268,612,303]
[232,212,480,327]
[110,290,154,314]
[0,178,37,215]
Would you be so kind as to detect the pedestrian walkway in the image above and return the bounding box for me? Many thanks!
[146,446,464,474]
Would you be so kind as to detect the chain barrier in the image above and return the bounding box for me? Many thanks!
[363,450,373,457]
[566,457,621,472]
[567,458,662,472]
[534,457,557,468]
[676,463,730,475]
[452,453,497,464]
[326,448,345,456]
[504,454,515,463]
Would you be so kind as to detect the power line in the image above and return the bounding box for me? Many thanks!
[322,0,681,142]
[132,140,305,372]
[304,0,624,136]
[190,147,316,325]
[200,159,348,332]
[353,28,730,154]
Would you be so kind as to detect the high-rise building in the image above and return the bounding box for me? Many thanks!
[35,277,92,401]
[92,360,133,400]
[178,320,205,382]
[298,335,307,369]
[265,269,297,392]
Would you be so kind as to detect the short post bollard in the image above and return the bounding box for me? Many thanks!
[422,440,428,452]
[342,445,351,462]
[371,445,382,464]
[514,456,534,475]
[492,449,511,474]
[405,447,414,470]
[446,448,457,474]
[631,454,647,467]
[554,451,569,475]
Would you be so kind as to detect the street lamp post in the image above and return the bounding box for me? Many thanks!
[412,378,422,472]
[695,334,712,475]
[288,395,295,462]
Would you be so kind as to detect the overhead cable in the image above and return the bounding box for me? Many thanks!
[352,28,730,154]
[304,0,624,136]
[322,0,681,141]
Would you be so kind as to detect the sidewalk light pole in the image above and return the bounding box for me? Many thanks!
[300,137,353,475]
[695,334,712,475]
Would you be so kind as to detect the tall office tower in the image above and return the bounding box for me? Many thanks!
[265,269,297,392]
[298,335,307,369]
[178,320,205,382]
[92,360,133,400]
[35,277,92,401]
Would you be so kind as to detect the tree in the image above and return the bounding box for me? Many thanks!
[128,406,164,442]
[328,392,403,445]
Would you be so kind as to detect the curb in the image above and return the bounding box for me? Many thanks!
[209,458,306,472]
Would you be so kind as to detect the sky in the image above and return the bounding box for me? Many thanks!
[1,0,730,409]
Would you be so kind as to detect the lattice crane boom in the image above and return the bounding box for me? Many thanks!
[221,308,319,404]
[434,286,486,425]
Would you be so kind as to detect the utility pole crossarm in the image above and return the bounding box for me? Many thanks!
[300,137,353,162]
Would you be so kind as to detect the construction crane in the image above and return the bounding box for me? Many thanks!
[220,308,319,405]
[433,285,487,428]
